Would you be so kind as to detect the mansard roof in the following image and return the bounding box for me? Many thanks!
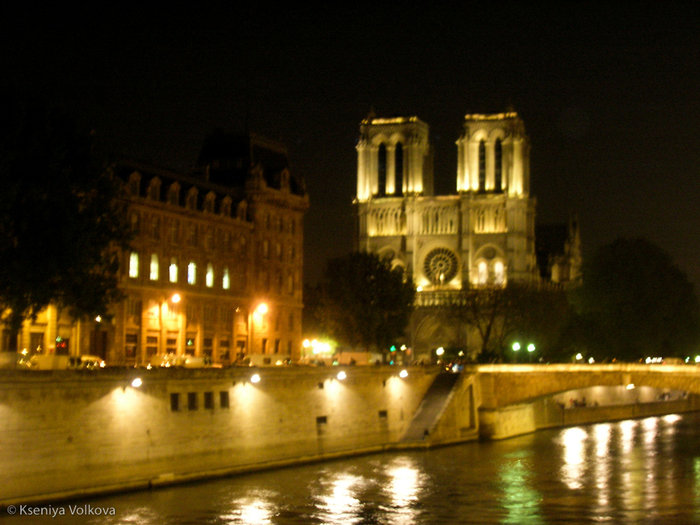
[195,130,306,196]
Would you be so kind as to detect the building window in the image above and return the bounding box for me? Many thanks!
[478,140,486,192]
[205,263,214,288]
[395,142,403,194]
[188,262,197,285]
[478,261,488,285]
[170,393,180,412]
[149,254,159,281]
[219,391,230,409]
[187,392,198,411]
[169,258,178,283]
[222,267,230,290]
[204,391,214,409]
[377,143,387,196]
[151,217,160,240]
[129,252,139,278]
[168,183,179,205]
[495,138,503,192]
[494,261,505,286]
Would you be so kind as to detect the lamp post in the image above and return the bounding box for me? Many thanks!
[527,343,536,363]
[512,342,521,363]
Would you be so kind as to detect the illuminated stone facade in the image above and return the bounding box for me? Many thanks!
[355,112,540,358]
[5,133,308,366]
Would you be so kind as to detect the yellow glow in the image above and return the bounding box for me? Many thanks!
[131,377,142,388]
[95,315,102,323]
[620,420,637,454]
[250,373,261,384]
[336,370,347,381]
[594,423,611,458]
[464,111,518,121]
[387,459,421,513]
[171,293,181,303]
[399,369,408,379]
[256,303,268,315]
[318,473,362,523]
[560,427,587,490]
[436,347,445,356]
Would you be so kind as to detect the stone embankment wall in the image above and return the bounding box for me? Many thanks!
[0,367,444,505]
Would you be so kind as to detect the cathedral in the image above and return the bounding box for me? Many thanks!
[354,111,580,360]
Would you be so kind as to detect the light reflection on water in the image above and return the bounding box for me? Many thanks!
[10,412,700,524]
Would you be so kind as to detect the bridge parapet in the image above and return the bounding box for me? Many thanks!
[469,364,700,409]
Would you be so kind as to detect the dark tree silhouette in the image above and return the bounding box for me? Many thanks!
[0,94,131,350]
[310,252,415,357]
[571,237,700,361]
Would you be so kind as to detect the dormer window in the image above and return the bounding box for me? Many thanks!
[204,192,216,213]
[168,183,180,205]
[128,172,141,196]
[220,196,232,217]
[147,177,161,200]
[186,188,198,210]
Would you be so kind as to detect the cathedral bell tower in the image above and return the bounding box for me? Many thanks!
[355,116,433,202]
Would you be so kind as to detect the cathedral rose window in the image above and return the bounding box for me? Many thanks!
[423,248,458,285]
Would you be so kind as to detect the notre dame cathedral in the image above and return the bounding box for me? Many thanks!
[354,111,581,361]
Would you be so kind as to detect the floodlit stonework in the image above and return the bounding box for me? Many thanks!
[2,133,308,367]
[354,111,579,359]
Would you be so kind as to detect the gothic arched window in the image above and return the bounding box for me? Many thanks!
[395,142,403,195]
[377,143,387,196]
[478,140,486,192]
[495,139,503,192]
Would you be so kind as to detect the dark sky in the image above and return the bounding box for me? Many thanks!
[3,4,699,287]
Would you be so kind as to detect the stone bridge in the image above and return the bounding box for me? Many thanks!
[471,363,700,409]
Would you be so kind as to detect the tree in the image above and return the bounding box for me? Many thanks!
[444,283,570,362]
[311,252,415,357]
[0,94,131,350]
[571,237,700,361]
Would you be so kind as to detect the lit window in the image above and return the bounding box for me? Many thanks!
[477,261,488,285]
[169,258,178,283]
[494,261,505,285]
[150,254,159,281]
[188,262,197,285]
[222,267,230,290]
[205,263,214,288]
[129,252,139,278]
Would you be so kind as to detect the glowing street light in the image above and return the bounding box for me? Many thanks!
[171,293,181,303]
[436,347,445,356]
[131,377,142,388]
[512,342,521,352]
[527,343,535,353]
[399,369,408,379]
[250,373,261,384]
[336,370,347,381]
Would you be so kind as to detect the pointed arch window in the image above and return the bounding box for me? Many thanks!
[377,143,387,196]
[495,139,503,192]
[478,140,486,192]
[395,142,403,195]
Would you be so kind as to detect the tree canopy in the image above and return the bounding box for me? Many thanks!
[308,252,415,355]
[443,283,571,362]
[571,237,700,361]
[0,95,131,342]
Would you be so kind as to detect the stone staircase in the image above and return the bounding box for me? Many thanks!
[401,372,461,443]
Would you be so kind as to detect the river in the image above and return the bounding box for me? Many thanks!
[5,411,700,524]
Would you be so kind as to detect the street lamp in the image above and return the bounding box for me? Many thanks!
[527,343,536,363]
[512,342,521,362]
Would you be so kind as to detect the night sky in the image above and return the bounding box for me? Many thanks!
[3,5,699,287]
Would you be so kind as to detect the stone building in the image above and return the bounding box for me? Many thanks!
[354,111,578,360]
[6,132,308,367]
